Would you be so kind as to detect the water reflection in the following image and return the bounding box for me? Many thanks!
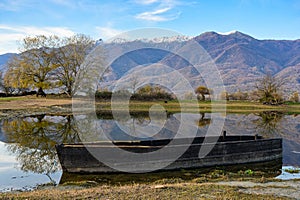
[1,112,299,167]
[253,111,284,136]
[1,115,80,184]
[198,113,211,127]
[223,112,300,166]
[0,111,299,190]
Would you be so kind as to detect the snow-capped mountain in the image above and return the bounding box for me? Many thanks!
[106,35,192,44]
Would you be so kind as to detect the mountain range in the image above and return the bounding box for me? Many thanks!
[100,31,300,95]
[0,53,15,71]
[1,31,300,95]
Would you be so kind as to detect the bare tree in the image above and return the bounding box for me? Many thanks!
[52,34,95,96]
[255,74,284,105]
[129,75,139,94]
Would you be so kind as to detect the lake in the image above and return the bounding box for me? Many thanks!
[0,112,300,191]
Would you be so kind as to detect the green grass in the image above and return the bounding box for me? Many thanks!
[0,96,299,114]
[94,100,300,114]
[284,168,300,174]
[283,101,300,105]
[0,96,25,102]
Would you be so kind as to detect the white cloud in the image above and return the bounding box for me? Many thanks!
[134,0,159,5]
[134,0,181,22]
[0,25,75,54]
[136,7,180,22]
[95,26,123,40]
[0,142,16,163]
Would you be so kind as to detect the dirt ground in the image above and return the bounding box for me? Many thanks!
[0,96,75,119]
[0,96,73,110]
[1,180,300,199]
[219,180,300,199]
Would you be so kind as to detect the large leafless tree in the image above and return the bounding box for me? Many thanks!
[255,74,285,105]
[52,34,95,96]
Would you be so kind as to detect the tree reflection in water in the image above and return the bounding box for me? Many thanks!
[2,114,80,183]
[253,111,284,137]
[197,113,211,127]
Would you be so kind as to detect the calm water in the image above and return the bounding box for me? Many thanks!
[0,112,300,191]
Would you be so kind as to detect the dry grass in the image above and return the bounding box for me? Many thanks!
[95,100,300,114]
[1,165,290,199]
[0,96,299,113]
[0,182,292,200]
[0,96,73,110]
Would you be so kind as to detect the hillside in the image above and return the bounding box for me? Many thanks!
[0,53,15,72]
[194,31,300,93]
[100,31,300,94]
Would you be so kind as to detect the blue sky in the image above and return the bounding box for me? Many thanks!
[1,0,300,54]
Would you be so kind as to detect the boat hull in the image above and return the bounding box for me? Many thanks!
[56,136,282,173]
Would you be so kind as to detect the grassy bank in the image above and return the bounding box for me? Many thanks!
[0,165,291,199]
[0,182,291,200]
[0,96,299,114]
[95,100,300,114]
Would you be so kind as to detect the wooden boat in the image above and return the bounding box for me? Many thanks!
[56,134,282,174]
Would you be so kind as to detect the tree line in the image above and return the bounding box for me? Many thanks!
[195,74,299,104]
[96,84,174,101]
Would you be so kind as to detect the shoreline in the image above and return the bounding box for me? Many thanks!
[1,173,300,199]
[0,96,299,120]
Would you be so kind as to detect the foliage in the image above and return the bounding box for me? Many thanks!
[231,90,249,100]
[95,90,113,100]
[130,84,174,101]
[289,92,299,103]
[197,113,211,127]
[3,34,99,97]
[220,90,250,101]
[253,111,284,136]
[245,169,254,176]
[4,36,61,95]
[220,91,229,100]
[284,168,300,174]
[195,86,211,101]
[3,55,30,95]
[2,115,80,178]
